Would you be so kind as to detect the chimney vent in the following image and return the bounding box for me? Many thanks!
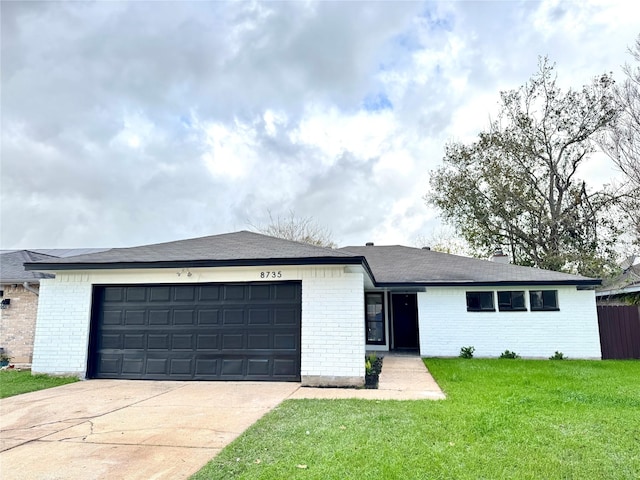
[365,242,374,246]
[489,248,510,264]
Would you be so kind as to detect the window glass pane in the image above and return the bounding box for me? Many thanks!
[466,292,494,311]
[512,291,525,309]
[530,291,543,310]
[497,291,510,308]
[365,293,385,344]
[480,292,494,310]
[542,290,558,308]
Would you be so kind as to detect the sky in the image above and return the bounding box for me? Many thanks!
[1,0,639,250]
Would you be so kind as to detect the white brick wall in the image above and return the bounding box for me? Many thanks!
[31,265,366,383]
[32,279,93,376]
[418,286,601,359]
[301,270,365,383]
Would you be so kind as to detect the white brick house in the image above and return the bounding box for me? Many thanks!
[25,231,602,386]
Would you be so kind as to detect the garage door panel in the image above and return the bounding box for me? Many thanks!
[103,310,123,325]
[149,310,170,325]
[172,334,194,350]
[149,286,171,302]
[126,287,147,302]
[274,308,297,325]
[174,286,196,301]
[274,334,296,350]
[223,310,244,324]
[104,287,124,302]
[148,334,170,349]
[124,334,145,349]
[197,334,219,350]
[198,309,219,324]
[248,309,270,325]
[199,285,221,301]
[90,282,301,381]
[247,358,269,375]
[174,310,195,325]
[125,310,145,325]
[221,358,244,376]
[273,358,297,376]
[248,333,270,349]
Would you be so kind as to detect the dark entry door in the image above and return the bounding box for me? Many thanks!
[391,293,419,350]
[88,282,301,381]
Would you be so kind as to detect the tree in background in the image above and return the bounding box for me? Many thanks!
[413,226,473,256]
[250,210,336,248]
[427,58,622,277]
[600,34,640,246]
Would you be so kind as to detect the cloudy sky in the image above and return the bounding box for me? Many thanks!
[1,1,638,249]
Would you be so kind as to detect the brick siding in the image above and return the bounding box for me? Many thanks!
[0,284,39,366]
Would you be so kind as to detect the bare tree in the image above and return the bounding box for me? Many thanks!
[250,210,336,248]
[600,34,640,245]
[413,226,473,256]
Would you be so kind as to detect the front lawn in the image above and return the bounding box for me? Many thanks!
[0,370,78,399]
[192,359,640,480]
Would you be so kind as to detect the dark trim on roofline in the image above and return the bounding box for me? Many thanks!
[24,257,597,287]
[24,256,375,276]
[374,279,601,287]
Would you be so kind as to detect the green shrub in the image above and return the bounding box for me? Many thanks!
[499,350,520,359]
[459,346,475,359]
[549,351,567,360]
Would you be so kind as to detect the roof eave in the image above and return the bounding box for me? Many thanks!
[24,256,368,272]
[374,279,601,288]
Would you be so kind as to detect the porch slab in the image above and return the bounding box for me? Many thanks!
[290,354,446,400]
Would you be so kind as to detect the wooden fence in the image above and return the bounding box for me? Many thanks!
[597,305,640,359]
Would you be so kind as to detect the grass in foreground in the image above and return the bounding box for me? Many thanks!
[0,370,78,398]
[192,359,640,480]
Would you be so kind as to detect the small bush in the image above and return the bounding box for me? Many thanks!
[459,346,475,359]
[500,350,520,359]
[549,351,567,360]
[365,353,383,376]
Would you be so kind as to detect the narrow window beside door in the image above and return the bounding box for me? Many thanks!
[365,293,385,345]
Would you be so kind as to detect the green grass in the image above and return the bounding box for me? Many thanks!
[0,370,78,398]
[192,359,640,480]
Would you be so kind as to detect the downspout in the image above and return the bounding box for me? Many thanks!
[23,282,39,296]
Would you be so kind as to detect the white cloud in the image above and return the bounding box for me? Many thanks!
[1,0,638,249]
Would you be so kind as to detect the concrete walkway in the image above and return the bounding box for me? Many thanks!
[291,354,446,400]
[0,357,444,479]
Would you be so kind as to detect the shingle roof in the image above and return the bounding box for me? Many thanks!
[0,251,57,283]
[23,231,599,286]
[0,248,110,257]
[24,231,353,269]
[339,245,599,286]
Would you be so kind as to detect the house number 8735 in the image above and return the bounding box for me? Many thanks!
[260,271,282,279]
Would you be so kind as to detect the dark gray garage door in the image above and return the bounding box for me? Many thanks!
[88,282,301,381]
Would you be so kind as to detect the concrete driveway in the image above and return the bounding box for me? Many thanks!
[0,380,300,480]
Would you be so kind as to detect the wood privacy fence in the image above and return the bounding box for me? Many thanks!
[597,305,640,359]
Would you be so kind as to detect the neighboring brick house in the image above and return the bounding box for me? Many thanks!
[1,248,110,367]
[25,231,602,385]
[0,251,57,366]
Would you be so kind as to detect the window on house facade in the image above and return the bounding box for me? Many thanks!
[466,291,495,311]
[365,293,385,345]
[497,291,527,311]
[529,290,559,311]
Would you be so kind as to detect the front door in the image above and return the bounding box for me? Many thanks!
[391,293,419,351]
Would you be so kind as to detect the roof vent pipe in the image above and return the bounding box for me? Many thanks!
[365,242,374,246]
[422,246,431,250]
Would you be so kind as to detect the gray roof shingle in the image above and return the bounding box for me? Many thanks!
[24,231,352,268]
[23,231,598,286]
[1,251,57,282]
[339,245,599,285]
